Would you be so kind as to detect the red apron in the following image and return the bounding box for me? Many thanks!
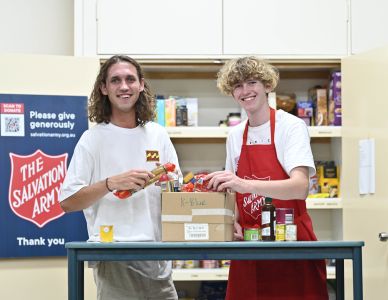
[226,108,328,300]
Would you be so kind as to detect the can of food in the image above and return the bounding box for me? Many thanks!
[220,260,231,268]
[100,225,114,243]
[285,224,297,241]
[275,224,286,241]
[276,208,294,224]
[184,260,199,269]
[244,227,260,241]
[201,260,219,268]
[173,260,185,269]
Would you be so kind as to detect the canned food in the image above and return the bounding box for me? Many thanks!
[100,225,114,243]
[220,260,231,268]
[173,260,185,269]
[286,224,297,241]
[276,208,294,224]
[244,227,260,241]
[201,260,219,268]
[184,260,199,269]
[275,224,286,241]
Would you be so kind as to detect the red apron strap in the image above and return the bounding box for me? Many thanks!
[270,108,275,145]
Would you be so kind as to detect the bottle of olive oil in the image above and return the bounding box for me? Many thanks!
[261,197,276,241]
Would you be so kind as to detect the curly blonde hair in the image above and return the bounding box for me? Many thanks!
[88,55,155,126]
[217,56,279,95]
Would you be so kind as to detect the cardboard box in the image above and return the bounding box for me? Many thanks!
[161,192,235,242]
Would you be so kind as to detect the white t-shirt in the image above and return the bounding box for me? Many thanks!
[226,109,315,176]
[59,121,180,279]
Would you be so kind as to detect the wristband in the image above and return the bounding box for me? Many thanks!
[105,177,113,192]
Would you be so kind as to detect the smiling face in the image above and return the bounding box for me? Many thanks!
[100,62,144,125]
[232,79,271,117]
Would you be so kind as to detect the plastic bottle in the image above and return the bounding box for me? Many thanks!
[113,162,176,199]
[261,197,276,241]
[159,173,170,192]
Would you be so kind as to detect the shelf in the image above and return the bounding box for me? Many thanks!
[166,126,341,139]
[172,268,229,281]
[308,126,341,138]
[306,198,342,209]
[167,126,229,138]
[172,266,335,281]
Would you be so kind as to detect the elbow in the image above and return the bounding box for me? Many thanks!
[299,178,310,199]
[60,199,74,213]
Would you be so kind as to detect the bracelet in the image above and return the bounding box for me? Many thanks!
[105,177,113,192]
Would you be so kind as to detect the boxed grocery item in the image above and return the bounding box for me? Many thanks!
[315,89,328,126]
[316,161,340,197]
[155,98,165,126]
[332,72,342,126]
[161,192,235,242]
[328,71,342,126]
[297,100,313,126]
[185,98,198,127]
[165,97,176,127]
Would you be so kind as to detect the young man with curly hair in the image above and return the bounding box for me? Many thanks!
[206,57,329,299]
[60,55,179,299]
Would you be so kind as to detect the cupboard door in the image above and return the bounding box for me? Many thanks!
[342,46,388,299]
[351,0,388,54]
[96,0,222,55]
[223,0,348,57]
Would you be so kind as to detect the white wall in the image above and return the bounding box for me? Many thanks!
[0,4,79,300]
[0,0,73,55]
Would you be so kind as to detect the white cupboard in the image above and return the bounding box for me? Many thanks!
[96,0,222,56]
[76,0,350,58]
[223,0,348,57]
[350,0,388,54]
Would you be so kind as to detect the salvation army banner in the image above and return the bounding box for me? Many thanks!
[0,94,88,257]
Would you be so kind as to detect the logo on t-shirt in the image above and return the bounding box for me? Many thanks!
[146,150,160,162]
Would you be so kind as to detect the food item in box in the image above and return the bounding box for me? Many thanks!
[194,173,213,192]
[183,172,195,184]
[181,182,194,192]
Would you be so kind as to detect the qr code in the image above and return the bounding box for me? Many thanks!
[5,117,21,133]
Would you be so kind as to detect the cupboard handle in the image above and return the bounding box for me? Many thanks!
[379,232,388,241]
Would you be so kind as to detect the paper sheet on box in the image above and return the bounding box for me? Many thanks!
[359,138,375,194]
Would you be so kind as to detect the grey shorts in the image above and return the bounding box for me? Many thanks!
[93,262,178,300]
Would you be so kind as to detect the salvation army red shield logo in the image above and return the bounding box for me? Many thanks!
[241,175,270,220]
[9,149,68,228]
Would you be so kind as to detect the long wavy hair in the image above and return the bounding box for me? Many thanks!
[88,55,155,126]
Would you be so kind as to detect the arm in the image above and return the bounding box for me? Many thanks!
[205,166,309,200]
[60,169,154,212]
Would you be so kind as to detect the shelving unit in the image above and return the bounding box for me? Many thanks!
[147,59,342,290]
[166,125,341,139]
[172,265,336,281]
